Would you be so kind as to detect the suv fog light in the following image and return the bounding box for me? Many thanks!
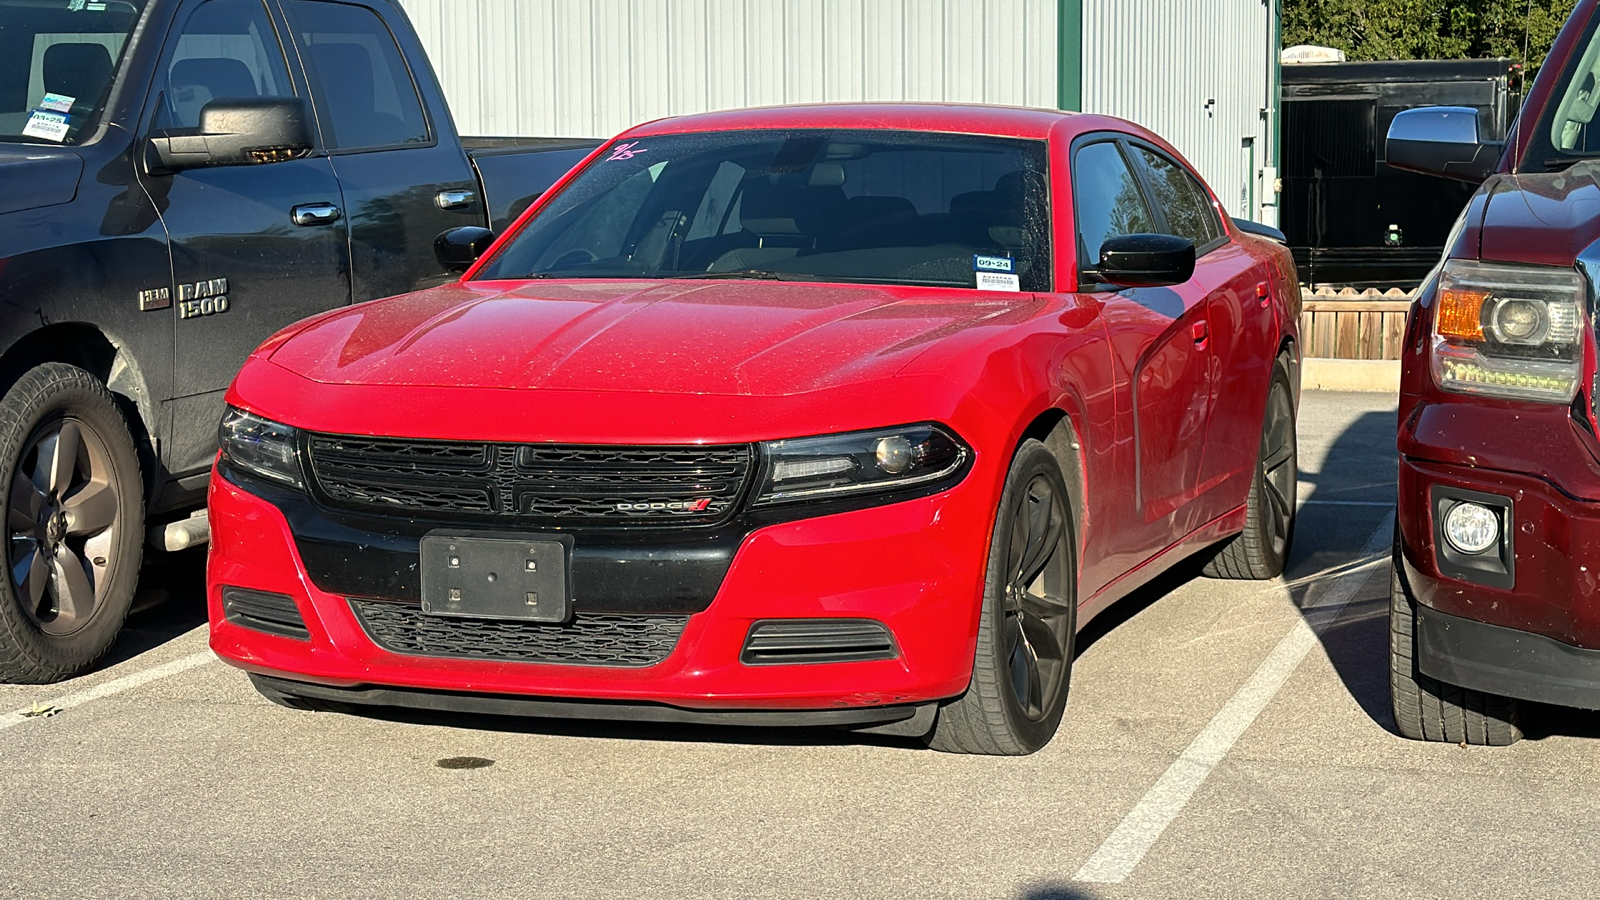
[1443,502,1499,555]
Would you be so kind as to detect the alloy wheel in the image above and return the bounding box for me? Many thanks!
[1259,384,1297,560]
[1001,473,1074,720]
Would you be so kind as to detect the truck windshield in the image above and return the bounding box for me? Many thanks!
[475,129,1052,292]
[0,0,147,146]
[1536,8,1600,166]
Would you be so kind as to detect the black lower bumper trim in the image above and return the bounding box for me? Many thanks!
[250,673,933,728]
[1417,605,1600,709]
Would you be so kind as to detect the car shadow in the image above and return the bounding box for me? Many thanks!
[100,546,210,668]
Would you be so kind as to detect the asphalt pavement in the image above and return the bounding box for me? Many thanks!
[3,389,1598,899]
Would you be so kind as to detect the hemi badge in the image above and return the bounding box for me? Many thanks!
[138,287,171,311]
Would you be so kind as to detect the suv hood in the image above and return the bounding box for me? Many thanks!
[1478,163,1600,268]
[0,145,83,217]
[268,279,1041,396]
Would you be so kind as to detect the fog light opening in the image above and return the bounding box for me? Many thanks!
[1443,501,1500,555]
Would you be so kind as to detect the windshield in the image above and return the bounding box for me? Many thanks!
[1533,7,1600,166]
[475,129,1052,292]
[0,0,146,145]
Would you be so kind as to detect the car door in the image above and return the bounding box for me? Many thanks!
[136,0,352,480]
[1127,144,1277,523]
[1072,138,1216,543]
[278,0,482,302]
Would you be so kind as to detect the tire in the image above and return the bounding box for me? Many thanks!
[0,363,144,683]
[1389,537,1522,745]
[927,439,1077,755]
[1204,356,1297,580]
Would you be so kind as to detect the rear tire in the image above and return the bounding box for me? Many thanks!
[1389,538,1522,745]
[927,440,1076,755]
[1204,356,1296,580]
[0,364,144,683]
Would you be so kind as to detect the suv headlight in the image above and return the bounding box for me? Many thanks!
[1432,259,1588,404]
[752,424,969,507]
[219,408,305,489]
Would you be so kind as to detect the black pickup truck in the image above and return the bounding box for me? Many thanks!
[0,0,599,682]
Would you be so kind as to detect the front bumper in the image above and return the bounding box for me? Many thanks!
[207,466,993,713]
[1415,603,1600,709]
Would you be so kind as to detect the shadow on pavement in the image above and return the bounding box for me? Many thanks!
[99,546,210,668]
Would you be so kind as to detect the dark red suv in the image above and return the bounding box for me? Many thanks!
[1387,0,1600,744]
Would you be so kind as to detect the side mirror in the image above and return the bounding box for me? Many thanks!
[1088,234,1196,288]
[435,226,496,271]
[1386,106,1503,183]
[144,97,313,175]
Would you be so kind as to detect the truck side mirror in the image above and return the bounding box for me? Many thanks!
[1386,106,1504,183]
[435,226,496,271]
[143,97,313,175]
[1087,233,1196,288]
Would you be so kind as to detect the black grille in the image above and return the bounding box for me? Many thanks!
[740,619,897,665]
[306,434,753,525]
[350,599,688,667]
[222,587,310,640]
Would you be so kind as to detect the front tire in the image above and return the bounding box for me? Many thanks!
[0,364,144,683]
[927,440,1077,755]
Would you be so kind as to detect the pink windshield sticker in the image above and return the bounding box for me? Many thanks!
[606,141,646,161]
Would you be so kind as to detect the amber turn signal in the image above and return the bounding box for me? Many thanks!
[1437,288,1489,341]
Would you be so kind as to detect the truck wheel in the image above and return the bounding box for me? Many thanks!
[0,364,144,683]
[1390,541,1522,745]
[927,440,1076,755]
[1204,357,1296,580]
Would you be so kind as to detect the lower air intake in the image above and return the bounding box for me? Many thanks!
[740,619,898,665]
[350,600,687,667]
[222,587,311,640]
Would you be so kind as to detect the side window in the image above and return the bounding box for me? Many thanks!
[1072,140,1155,267]
[153,0,294,131]
[1132,147,1224,250]
[280,0,428,150]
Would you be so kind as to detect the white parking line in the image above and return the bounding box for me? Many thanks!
[0,649,215,733]
[1073,512,1394,885]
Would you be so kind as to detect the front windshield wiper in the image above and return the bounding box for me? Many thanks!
[674,269,796,281]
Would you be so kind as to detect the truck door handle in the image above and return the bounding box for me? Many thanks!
[291,203,343,226]
[435,189,477,210]
[1192,320,1210,347]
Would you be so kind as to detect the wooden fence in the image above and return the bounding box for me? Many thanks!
[1298,297,1412,360]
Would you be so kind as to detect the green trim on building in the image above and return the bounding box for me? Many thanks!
[1058,0,1082,110]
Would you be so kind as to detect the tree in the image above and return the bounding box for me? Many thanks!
[1283,0,1579,77]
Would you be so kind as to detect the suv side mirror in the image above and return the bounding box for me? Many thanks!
[1088,233,1196,288]
[435,226,496,271]
[144,97,313,175]
[1386,106,1503,183]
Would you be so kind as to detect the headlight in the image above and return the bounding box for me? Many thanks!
[219,408,305,489]
[752,424,969,507]
[1432,259,1588,403]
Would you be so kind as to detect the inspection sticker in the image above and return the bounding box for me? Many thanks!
[973,254,1015,273]
[976,271,1020,292]
[21,111,70,142]
[39,93,74,113]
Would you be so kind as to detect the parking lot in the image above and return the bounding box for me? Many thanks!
[3,388,1598,899]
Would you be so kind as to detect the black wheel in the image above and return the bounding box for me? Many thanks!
[927,439,1076,755]
[1204,356,1296,580]
[0,364,144,683]
[1390,537,1521,745]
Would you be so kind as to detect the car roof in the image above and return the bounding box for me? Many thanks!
[620,102,1145,143]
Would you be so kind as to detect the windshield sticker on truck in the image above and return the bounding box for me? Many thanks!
[39,93,74,113]
[21,111,70,142]
[606,141,647,161]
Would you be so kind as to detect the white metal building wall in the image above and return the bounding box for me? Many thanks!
[396,0,1059,140]
[1081,0,1278,224]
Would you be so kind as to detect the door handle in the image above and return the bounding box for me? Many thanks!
[435,189,477,210]
[291,203,343,226]
[1192,320,1210,347]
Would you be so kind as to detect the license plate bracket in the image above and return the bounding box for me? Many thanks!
[419,531,573,623]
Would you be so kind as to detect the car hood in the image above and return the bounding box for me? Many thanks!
[1478,164,1600,268]
[0,145,82,217]
[268,279,1042,395]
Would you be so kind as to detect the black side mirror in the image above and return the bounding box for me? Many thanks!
[1088,234,1196,288]
[1386,106,1503,183]
[435,226,496,272]
[144,97,313,175]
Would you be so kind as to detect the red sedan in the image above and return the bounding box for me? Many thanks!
[207,104,1300,755]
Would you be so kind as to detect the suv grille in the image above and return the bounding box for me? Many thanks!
[350,600,688,667]
[306,434,753,525]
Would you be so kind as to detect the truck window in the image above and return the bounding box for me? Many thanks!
[151,0,295,131]
[280,0,428,151]
[1530,11,1600,166]
[0,0,147,146]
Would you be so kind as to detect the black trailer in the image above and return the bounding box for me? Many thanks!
[1281,58,1514,288]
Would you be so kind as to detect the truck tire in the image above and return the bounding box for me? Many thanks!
[927,440,1076,755]
[0,363,144,683]
[1389,542,1522,745]
[1204,356,1297,580]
